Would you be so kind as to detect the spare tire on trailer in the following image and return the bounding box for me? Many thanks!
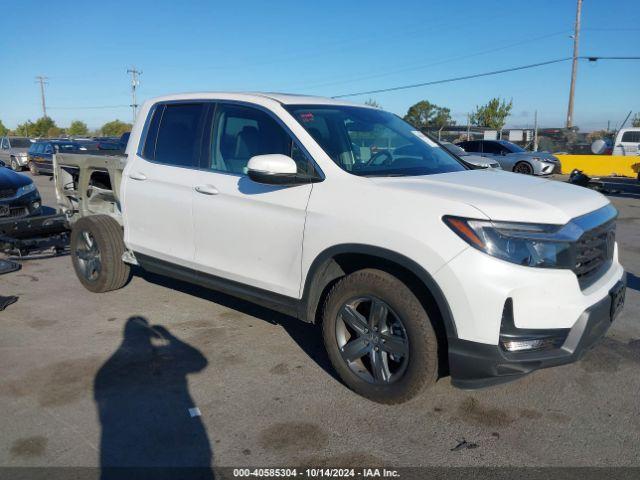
[70,215,130,293]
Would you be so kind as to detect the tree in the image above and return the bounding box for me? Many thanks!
[101,120,132,137]
[403,100,454,129]
[68,120,89,137]
[632,113,640,128]
[14,117,58,137]
[364,98,382,109]
[470,98,513,130]
[0,120,7,137]
[47,126,65,138]
[15,120,34,137]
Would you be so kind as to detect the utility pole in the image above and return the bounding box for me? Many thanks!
[566,0,582,129]
[534,110,539,151]
[35,75,49,118]
[466,114,471,140]
[127,67,142,123]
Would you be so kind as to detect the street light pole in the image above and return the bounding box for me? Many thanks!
[566,0,582,129]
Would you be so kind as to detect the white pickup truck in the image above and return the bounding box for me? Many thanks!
[54,92,626,404]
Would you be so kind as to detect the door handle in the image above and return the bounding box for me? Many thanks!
[194,184,219,195]
[128,172,147,181]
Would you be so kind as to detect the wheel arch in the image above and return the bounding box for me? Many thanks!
[300,244,458,343]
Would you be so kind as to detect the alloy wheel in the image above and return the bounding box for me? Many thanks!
[514,162,533,175]
[335,296,409,384]
[75,230,102,281]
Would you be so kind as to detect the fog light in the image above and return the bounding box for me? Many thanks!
[501,337,561,352]
[32,201,41,209]
[499,298,569,353]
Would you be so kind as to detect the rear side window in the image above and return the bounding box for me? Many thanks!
[621,131,640,143]
[142,102,207,167]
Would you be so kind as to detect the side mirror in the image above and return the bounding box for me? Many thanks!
[500,150,507,156]
[247,154,300,185]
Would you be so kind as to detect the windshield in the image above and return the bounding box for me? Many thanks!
[10,138,32,148]
[442,142,468,156]
[285,105,466,177]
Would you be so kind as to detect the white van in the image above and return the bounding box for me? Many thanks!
[613,128,640,156]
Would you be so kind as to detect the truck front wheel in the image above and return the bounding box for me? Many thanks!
[70,215,130,293]
[322,269,439,404]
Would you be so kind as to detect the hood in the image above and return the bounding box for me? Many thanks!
[368,169,609,224]
[460,153,499,168]
[9,147,30,154]
[510,151,558,161]
[0,168,31,189]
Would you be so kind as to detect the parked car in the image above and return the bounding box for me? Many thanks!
[456,139,561,175]
[0,166,42,219]
[27,140,83,175]
[0,137,34,171]
[53,93,624,404]
[440,142,502,169]
[612,128,640,156]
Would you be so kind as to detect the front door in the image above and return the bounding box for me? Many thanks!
[192,103,315,298]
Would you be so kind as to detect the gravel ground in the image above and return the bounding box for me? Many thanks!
[0,172,639,472]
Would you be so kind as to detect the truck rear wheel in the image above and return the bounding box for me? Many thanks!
[322,269,439,404]
[70,215,130,293]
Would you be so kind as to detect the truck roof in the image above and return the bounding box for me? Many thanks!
[142,92,368,108]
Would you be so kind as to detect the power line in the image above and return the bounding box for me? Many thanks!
[332,56,640,99]
[48,105,130,110]
[34,76,49,117]
[286,29,572,92]
[332,57,572,99]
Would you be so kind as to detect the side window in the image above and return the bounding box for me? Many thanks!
[210,104,312,175]
[463,141,480,153]
[482,142,501,154]
[153,103,207,167]
[621,131,640,143]
[1,138,7,149]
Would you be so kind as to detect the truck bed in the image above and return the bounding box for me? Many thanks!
[53,153,127,225]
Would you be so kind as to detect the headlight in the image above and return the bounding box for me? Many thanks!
[16,183,37,196]
[443,216,573,268]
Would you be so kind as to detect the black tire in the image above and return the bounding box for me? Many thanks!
[322,269,439,404]
[513,161,534,175]
[70,215,130,293]
[28,161,39,176]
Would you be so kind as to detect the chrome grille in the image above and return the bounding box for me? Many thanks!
[573,219,615,289]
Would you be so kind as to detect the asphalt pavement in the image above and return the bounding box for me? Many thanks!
[0,172,639,471]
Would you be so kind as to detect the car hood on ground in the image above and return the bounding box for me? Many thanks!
[0,168,31,189]
[368,169,609,224]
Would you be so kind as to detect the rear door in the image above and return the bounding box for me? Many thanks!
[121,102,209,266]
[191,102,315,298]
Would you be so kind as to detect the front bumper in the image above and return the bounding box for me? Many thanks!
[448,278,625,389]
[0,190,42,219]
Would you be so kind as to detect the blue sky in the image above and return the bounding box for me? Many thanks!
[1,0,638,131]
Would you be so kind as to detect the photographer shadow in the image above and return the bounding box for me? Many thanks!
[94,316,214,480]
